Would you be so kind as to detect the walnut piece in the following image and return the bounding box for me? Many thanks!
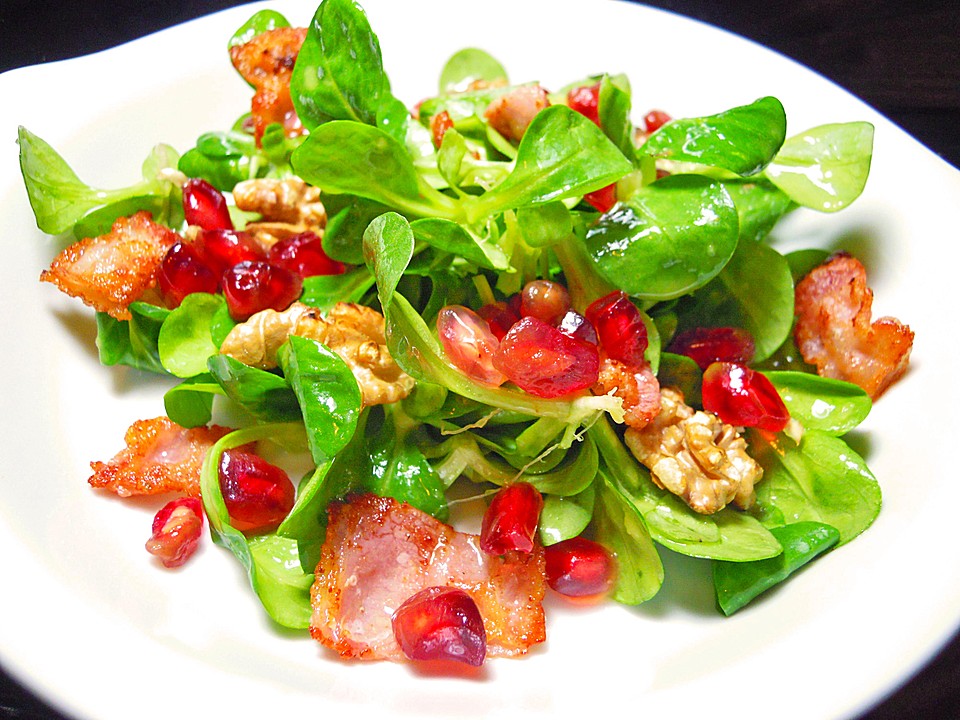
[219,301,414,406]
[232,177,326,248]
[624,387,763,514]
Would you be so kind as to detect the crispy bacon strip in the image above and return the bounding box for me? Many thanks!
[310,493,546,661]
[794,253,914,399]
[229,27,308,146]
[483,85,550,142]
[89,417,233,498]
[40,211,179,320]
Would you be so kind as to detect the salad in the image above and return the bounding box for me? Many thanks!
[16,0,914,667]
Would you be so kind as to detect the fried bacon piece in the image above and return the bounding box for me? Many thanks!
[40,211,179,320]
[89,417,234,498]
[310,493,546,661]
[483,85,550,142]
[794,253,914,399]
[229,26,308,146]
[593,352,662,429]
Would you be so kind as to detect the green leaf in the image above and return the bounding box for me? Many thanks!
[200,425,313,629]
[275,335,362,465]
[290,0,395,129]
[439,48,507,94]
[591,418,782,561]
[95,302,170,375]
[713,521,840,615]
[157,293,224,378]
[18,127,181,236]
[539,484,595,546]
[465,106,633,222]
[764,371,872,435]
[163,375,220,427]
[678,237,795,362]
[206,354,302,422]
[594,472,664,604]
[516,202,573,249]
[299,267,376,311]
[291,122,458,219]
[765,122,874,212]
[752,430,881,544]
[641,96,787,176]
[584,174,740,301]
[411,217,512,270]
[723,178,795,242]
[363,212,415,310]
[598,74,637,161]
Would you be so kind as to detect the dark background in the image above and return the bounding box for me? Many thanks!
[1,1,958,719]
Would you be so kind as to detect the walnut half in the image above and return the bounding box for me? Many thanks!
[232,177,326,248]
[219,302,414,406]
[624,387,763,514]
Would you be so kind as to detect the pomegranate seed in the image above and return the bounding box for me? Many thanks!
[545,536,616,598]
[157,241,219,308]
[430,110,455,148]
[182,177,233,231]
[520,279,571,326]
[701,361,790,432]
[643,109,672,133]
[585,291,648,366]
[437,305,507,386]
[268,231,346,278]
[196,228,264,273]
[584,183,617,213]
[557,310,598,345]
[218,448,296,533]
[392,586,486,666]
[493,316,599,398]
[567,82,601,126]
[221,260,303,321]
[145,497,204,568]
[480,482,543,555]
[668,326,756,370]
[477,301,520,341]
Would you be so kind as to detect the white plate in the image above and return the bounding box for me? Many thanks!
[2,1,959,718]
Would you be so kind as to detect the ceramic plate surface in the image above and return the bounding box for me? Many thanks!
[2,1,959,718]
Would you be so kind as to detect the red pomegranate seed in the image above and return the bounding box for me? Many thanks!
[567,82,601,126]
[668,326,756,370]
[477,301,520,341]
[392,586,487,666]
[145,497,204,568]
[493,316,599,398]
[268,231,345,278]
[182,177,233,231]
[701,361,790,432]
[643,109,672,133]
[157,241,220,308]
[437,305,507,386]
[218,448,296,533]
[196,228,264,273]
[520,279,571,326]
[585,291,648,366]
[584,183,617,213]
[545,536,616,598]
[480,482,543,555]
[430,110,455,148]
[557,310,598,344]
[221,260,303,321]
